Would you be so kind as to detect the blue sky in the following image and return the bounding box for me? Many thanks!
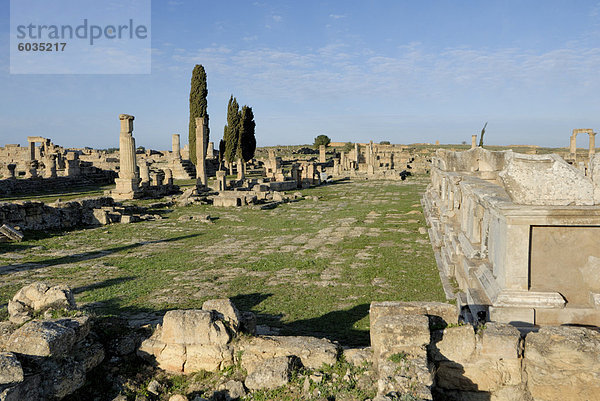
[2,0,600,149]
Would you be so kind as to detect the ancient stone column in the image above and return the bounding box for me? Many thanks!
[471,135,477,149]
[195,116,207,186]
[119,114,137,180]
[570,133,577,156]
[354,143,360,167]
[44,155,57,178]
[216,170,227,191]
[207,142,214,159]
[319,145,326,163]
[139,162,150,186]
[164,168,173,186]
[589,132,596,159]
[113,114,140,199]
[333,158,340,175]
[172,134,181,160]
[7,164,16,179]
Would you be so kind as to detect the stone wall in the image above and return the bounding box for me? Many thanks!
[0,197,143,231]
[422,147,600,327]
[0,173,116,197]
[370,301,600,401]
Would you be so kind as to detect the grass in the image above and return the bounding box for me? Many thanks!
[0,175,446,346]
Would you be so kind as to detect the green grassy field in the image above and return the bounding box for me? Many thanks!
[0,175,445,346]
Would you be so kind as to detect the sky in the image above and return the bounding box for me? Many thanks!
[2,0,600,150]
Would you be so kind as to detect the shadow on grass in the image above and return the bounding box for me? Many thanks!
[82,291,370,346]
[0,233,202,276]
[73,276,137,295]
[0,243,36,254]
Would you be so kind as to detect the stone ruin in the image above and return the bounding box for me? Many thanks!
[0,136,116,197]
[110,114,178,200]
[2,282,600,400]
[422,146,600,327]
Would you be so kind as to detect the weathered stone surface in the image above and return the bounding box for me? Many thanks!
[435,358,522,392]
[202,299,242,333]
[138,308,235,373]
[244,356,299,390]
[431,325,476,363]
[168,395,188,401]
[0,352,23,385]
[160,310,231,346]
[370,301,457,329]
[525,326,600,401]
[184,343,234,373]
[0,322,16,350]
[239,335,338,373]
[219,379,246,400]
[343,347,372,367]
[499,153,595,205]
[371,314,430,368]
[7,282,76,324]
[378,356,432,400]
[6,320,77,357]
[479,323,521,359]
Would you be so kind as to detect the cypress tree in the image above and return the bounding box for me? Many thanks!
[239,105,256,162]
[223,95,240,164]
[189,64,209,166]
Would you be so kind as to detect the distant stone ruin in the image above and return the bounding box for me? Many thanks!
[423,147,600,327]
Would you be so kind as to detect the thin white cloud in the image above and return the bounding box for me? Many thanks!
[169,40,600,104]
[272,15,282,22]
[329,14,346,19]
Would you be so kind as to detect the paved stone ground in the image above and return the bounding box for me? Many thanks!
[0,176,446,344]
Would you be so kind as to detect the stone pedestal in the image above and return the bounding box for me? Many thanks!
[216,170,227,191]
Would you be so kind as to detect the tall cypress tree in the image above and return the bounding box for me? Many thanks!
[189,64,209,166]
[239,105,256,162]
[223,95,240,164]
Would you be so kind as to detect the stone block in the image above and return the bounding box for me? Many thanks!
[370,301,458,330]
[244,356,299,390]
[239,335,338,373]
[479,323,521,359]
[430,325,475,363]
[525,326,600,401]
[6,320,76,357]
[160,309,231,346]
[371,314,430,370]
[499,153,594,206]
[202,299,242,333]
[0,352,23,386]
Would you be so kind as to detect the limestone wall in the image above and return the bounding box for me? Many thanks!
[422,147,600,327]
[0,197,121,230]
